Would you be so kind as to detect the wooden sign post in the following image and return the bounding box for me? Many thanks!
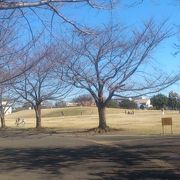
[161,117,173,135]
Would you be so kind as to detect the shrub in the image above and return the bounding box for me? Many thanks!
[106,100,119,108]
[119,99,137,109]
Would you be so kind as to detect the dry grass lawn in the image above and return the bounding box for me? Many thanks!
[5,107,180,135]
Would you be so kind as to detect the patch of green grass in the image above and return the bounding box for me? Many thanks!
[42,107,96,117]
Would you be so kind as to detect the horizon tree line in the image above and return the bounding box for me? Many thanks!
[151,91,180,110]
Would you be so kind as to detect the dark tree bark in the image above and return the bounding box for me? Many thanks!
[97,105,107,129]
[0,91,5,128]
[1,116,5,128]
[35,104,41,128]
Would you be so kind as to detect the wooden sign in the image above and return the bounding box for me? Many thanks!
[162,118,172,126]
[161,117,173,134]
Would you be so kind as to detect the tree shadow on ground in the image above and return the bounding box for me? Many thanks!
[0,127,125,138]
[0,143,180,179]
[0,128,54,138]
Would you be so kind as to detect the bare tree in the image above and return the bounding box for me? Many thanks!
[0,18,40,128]
[13,46,70,128]
[62,21,179,131]
[0,1,115,10]
[0,85,18,128]
[0,14,44,87]
[0,0,116,85]
[0,1,116,34]
[72,94,94,106]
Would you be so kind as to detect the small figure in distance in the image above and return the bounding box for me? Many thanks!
[15,117,25,127]
[61,111,64,116]
[15,117,20,125]
[161,108,165,115]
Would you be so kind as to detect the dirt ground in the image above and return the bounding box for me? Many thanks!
[0,130,180,180]
[5,108,180,135]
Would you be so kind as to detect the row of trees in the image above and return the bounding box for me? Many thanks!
[0,23,179,130]
[151,91,180,110]
[0,1,179,131]
[57,90,180,110]
[0,0,117,130]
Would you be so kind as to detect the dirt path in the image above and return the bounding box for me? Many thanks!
[0,131,180,179]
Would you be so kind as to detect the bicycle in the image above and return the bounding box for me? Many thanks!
[15,118,25,127]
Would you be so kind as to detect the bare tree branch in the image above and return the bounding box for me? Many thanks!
[0,0,116,34]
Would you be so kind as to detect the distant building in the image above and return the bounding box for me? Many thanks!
[41,101,53,109]
[66,102,79,107]
[134,97,152,109]
[114,96,152,109]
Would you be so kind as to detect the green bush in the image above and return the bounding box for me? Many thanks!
[106,100,119,108]
[119,99,137,109]
[150,94,168,110]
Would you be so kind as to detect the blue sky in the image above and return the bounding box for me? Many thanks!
[19,0,180,98]
[74,1,180,68]
[58,1,180,68]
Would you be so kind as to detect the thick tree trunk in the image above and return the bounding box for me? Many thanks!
[98,105,107,129]
[35,104,41,128]
[1,116,5,128]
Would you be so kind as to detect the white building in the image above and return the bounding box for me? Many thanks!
[2,101,12,115]
[134,97,152,109]
[66,102,79,107]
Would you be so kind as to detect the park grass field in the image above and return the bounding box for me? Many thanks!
[5,107,180,135]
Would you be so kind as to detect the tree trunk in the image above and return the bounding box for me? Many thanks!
[1,116,5,128]
[98,105,107,129]
[35,104,41,128]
